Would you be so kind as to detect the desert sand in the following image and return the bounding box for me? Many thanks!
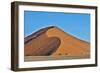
[24,26,90,61]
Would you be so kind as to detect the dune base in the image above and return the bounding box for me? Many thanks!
[24,55,90,62]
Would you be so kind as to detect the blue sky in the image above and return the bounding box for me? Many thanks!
[24,11,90,42]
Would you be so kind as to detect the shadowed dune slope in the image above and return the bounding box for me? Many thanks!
[24,26,90,57]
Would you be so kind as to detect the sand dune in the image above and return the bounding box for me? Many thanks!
[24,26,90,61]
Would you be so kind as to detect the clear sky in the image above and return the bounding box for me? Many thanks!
[24,11,90,42]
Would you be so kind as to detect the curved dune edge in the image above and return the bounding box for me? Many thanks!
[24,26,61,56]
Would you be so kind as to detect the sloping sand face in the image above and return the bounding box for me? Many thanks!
[46,27,90,57]
[24,26,90,61]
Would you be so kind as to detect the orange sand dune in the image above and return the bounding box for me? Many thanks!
[24,26,90,58]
